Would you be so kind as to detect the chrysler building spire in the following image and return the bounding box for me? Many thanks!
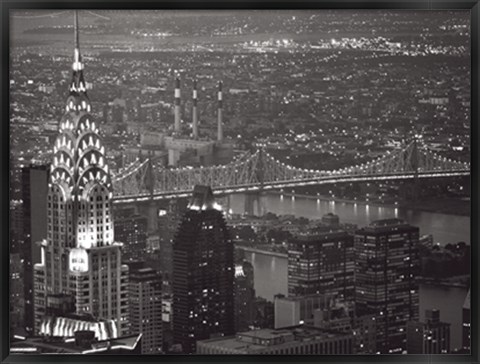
[73,11,83,70]
[34,10,129,338]
[68,10,89,112]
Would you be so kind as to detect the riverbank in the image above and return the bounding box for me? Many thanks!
[417,275,470,289]
[236,245,287,259]
[269,191,470,217]
[400,197,470,216]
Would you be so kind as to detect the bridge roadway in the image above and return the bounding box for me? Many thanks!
[111,169,469,204]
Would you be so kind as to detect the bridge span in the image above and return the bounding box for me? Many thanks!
[111,139,470,204]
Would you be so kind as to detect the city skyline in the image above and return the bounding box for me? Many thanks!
[9,9,471,356]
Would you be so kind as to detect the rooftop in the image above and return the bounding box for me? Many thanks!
[291,230,350,243]
[187,185,222,212]
[198,325,350,352]
[369,218,407,227]
[356,218,418,234]
[11,334,142,355]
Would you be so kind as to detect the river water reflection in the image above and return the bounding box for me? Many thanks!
[229,193,470,245]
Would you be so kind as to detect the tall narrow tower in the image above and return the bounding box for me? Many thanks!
[192,78,199,139]
[33,11,129,337]
[174,76,181,132]
[217,81,223,142]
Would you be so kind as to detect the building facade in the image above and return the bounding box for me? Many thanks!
[354,219,420,354]
[274,293,335,329]
[288,231,354,301]
[128,263,163,354]
[21,163,49,334]
[406,309,450,354]
[462,290,470,353]
[234,261,256,332]
[114,214,148,262]
[196,326,354,355]
[172,185,235,353]
[33,13,129,338]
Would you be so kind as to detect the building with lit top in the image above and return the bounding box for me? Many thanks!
[234,261,256,332]
[11,330,142,355]
[172,185,235,354]
[354,219,420,354]
[33,13,129,338]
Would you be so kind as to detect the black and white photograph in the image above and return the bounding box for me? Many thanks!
[8,8,472,356]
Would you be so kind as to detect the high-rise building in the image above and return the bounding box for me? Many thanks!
[128,262,163,354]
[161,293,174,352]
[33,12,129,338]
[287,231,354,301]
[172,185,235,354]
[462,290,471,352]
[157,199,188,287]
[10,253,24,337]
[234,261,256,332]
[406,309,450,354]
[20,163,49,335]
[354,219,420,354]
[10,200,25,336]
[114,214,148,262]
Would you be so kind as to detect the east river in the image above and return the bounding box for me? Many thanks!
[230,193,470,352]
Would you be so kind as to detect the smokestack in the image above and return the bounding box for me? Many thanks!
[192,78,198,139]
[217,81,223,142]
[174,76,181,132]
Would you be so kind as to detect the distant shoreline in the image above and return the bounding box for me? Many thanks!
[418,276,470,290]
[236,245,287,259]
[268,191,470,217]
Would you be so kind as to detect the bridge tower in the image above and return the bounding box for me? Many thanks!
[412,135,420,203]
[244,148,266,216]
[146,159,158,233]
[401,135,420,202]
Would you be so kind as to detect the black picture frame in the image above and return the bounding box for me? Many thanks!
[1,1,478,363]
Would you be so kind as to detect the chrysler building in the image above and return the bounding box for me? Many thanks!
[33,12,129,338]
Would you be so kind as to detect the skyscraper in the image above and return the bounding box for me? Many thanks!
[9,252,24,337]
[172,185,235,354]
[10,200,25,336]
[354,219,420,354]
[287,231,355,301]
[157,198,188,287]
[114,213,148,262]
[234,261,256,332]
[21,163,49,334]
[33,12,129,337]
[128,262,163,354]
